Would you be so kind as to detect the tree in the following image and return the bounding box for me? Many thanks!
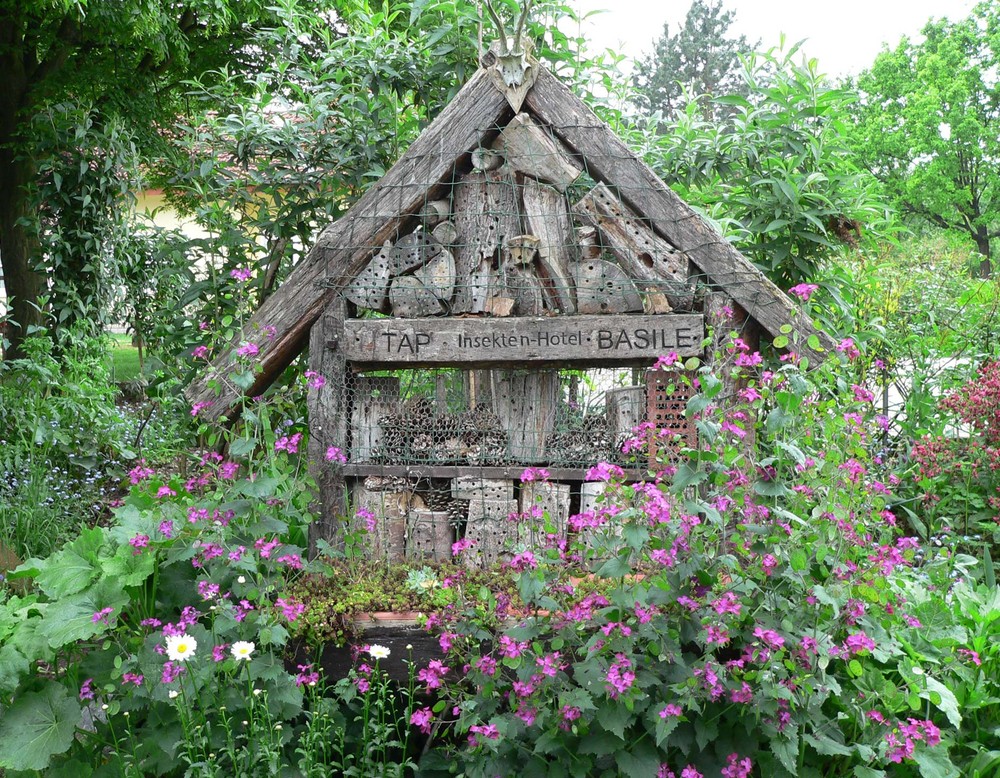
[849,2,1000,277]
[633,0,756,120]
[645,45,888,288]
[0,0,291,357]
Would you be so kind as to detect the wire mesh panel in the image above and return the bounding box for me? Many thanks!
[343,367,661,469]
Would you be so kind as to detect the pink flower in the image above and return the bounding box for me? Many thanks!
[236,342,259,358]
[753,627,785,650]
[721,753,753,778]
[79,678,95,701]
[958,648,982,666]
[789,283,819,301]
[417,660,449,690]
[452,538,476,556]
[122,672,143,687]
[852,384,875,403]
[230,267,252,281]
[296,663,320,687]
[212,644,229,662]
[274,597,305,622]
[411,707,433,734]
[653,352,681,370]
[274,433,302,454]
[836,338,860,360]
[734,351,763,367]
[469,723,499,741]
[190,401,212,417]
[129,534,150,555]
[659,703,683,718]
[325,446,347,464]
[304,370,326,389]
[520,467,551,482]
[681,767,703,778]
[585,462,625,482]
[711,592,742,616]
[604,654,635,698]
[92,607,114,624]
[191,345,210,359]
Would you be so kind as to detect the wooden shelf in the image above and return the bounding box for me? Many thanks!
[342,463,649,481]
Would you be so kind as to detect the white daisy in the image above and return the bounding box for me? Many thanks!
[165,633,197,662]
[368,644,391,660]
[231,641,255,661]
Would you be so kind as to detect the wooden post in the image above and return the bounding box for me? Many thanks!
[306,298,348,550]
[493,113,582,192]
[351,483,409,563]
[606,386,646,453]
[706,291,761,452]
[522,179,577,313]
[452,170,522,313]
[491,370,560,462]
[350,376,401,462]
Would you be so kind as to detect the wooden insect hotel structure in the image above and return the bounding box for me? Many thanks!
[187,41,829,567]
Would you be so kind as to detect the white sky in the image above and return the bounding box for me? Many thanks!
[571,0,978,79]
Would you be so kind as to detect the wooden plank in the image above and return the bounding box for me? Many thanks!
[463,497,519,568]
[519,481,570,546]
[494,112,582,191]
[452,169,522,313]
[575,183,692,309]
[606,386,646,452]
[523,67,833,363]
[350,484,408,563]
[412,249,456,303]
[522,179,577,313]
[341,313,704,367]
[185,68,512,418]
[491,370,560,462]
[405,509,452,562]
[306,299,348,549]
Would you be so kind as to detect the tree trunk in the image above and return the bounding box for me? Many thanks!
[0,46,44,360]
[974,228,992,278]
[0,140,45,360]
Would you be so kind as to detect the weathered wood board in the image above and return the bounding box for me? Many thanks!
[575,183,692,309]
[494,112,582,192]
[349,376,400,461]
[491,370,560,461]
[341,314,704,367]
[522,179,577,312]
[519,481,570,545]
[350,484,408,563]
[451,169,522,313]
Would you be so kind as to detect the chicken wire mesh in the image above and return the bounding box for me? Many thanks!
[342,367,694,469]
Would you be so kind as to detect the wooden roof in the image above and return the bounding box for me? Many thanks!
[187,58,831,419]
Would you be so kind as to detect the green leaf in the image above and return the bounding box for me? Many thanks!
[614,741,660,775]
[102,544,155,587]
[0,643,30,695]
[853,768,886,778]
[595,701,630,740]
[35,550,97,599]
[39,578,129,649]
[921,677,961,729]
[790,548,808,572]
[848,659,863,677]
[771,731,799,774]
[0,685,81,771]
[773,335,790,349]
[912,747,960,778]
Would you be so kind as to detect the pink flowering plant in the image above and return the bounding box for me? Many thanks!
[0,379,351,774]
[408,347,999,777]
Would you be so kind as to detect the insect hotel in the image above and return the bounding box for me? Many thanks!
[187,37,828,567]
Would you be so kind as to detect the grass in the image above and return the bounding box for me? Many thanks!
[109,332,142,383]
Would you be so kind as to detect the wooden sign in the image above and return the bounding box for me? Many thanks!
[340,313,704,367]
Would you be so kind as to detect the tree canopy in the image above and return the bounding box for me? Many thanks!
[0,0,305,356]
[849,1,1000,276]
[633,0,756,120]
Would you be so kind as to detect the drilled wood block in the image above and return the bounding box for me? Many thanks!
[451,476,515,501]
[519,481,570,547]
[405,509,453,562]
[464,498,519,568]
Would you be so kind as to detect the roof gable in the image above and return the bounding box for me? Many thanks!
[187,60,831,418]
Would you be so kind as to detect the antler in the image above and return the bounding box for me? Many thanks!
[482,0,510,55]
[482,0,534,56]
